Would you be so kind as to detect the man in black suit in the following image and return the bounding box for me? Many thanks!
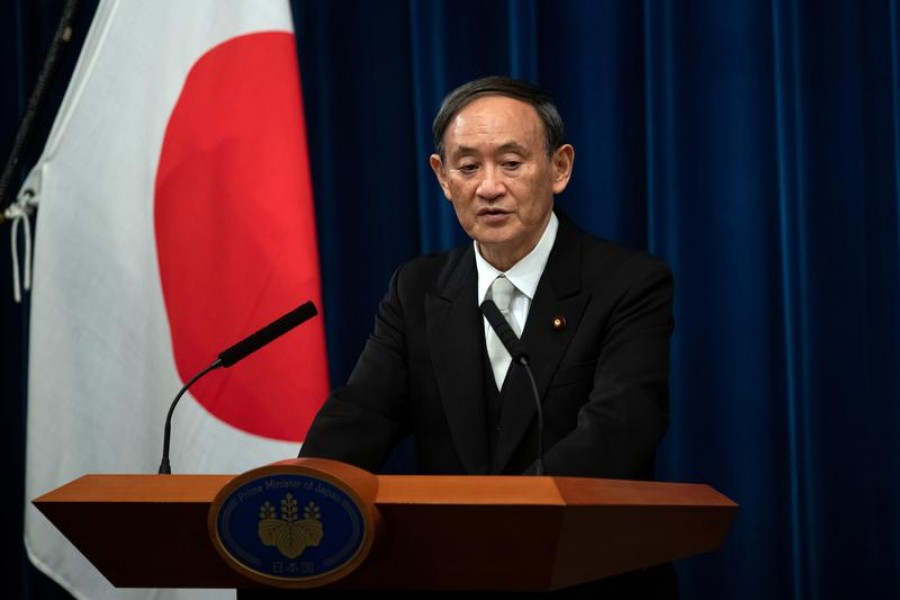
[299,75,677,597]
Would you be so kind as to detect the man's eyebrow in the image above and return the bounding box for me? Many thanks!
[449,146,478,161]
[449,142,529,161]
[496,142,529,154]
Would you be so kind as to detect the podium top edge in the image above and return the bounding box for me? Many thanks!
[376,475,738,508]
[33,473,738,510]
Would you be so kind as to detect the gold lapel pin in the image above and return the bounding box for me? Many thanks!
[551,315,566,331]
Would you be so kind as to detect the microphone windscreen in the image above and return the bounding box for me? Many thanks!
[217,300,318,367]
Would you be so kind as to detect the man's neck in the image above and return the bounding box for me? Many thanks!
[476,213,553,272]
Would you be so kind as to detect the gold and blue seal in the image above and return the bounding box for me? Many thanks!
[208,458,380,589]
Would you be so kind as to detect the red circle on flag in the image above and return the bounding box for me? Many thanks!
[154,32,328,442]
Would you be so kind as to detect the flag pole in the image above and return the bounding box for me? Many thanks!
[0,0,83,223]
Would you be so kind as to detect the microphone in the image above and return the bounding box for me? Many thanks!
[217,300,317,367]
[157,300,319,474]
[480,299,545,476]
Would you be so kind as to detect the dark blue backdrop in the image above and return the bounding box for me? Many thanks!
[2,1,898,599]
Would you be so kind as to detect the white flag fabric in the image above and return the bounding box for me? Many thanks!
[23,1,329,599]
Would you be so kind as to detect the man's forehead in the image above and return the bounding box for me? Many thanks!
[450,95,540,124]
[445,98,542,145]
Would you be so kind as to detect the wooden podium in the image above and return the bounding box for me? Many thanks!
[32,458,737,595]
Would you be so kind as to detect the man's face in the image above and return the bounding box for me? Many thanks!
[430,95,574,271]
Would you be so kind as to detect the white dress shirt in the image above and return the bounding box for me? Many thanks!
[475,212,559,387]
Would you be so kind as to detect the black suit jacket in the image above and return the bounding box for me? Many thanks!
[300,213,674,481]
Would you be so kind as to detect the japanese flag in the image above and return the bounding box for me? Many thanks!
[23,1,329,598]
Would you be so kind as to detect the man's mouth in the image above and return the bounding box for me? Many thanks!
[478,207,510,216]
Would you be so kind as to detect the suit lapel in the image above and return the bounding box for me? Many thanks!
[491,218,590,473]
[426,247,491,474]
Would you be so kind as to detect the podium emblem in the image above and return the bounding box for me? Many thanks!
[257,495,323,559]
[209,460,379,588]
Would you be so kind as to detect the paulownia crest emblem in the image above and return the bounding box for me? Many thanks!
[257,493,323,559]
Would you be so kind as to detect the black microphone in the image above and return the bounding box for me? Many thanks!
[157,300,319,474]
[218,300,317,367]
[480,299,545,476]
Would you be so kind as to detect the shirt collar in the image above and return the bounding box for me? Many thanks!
[475,211,559,303]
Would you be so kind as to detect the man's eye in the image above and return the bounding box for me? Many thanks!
[457,164,478,174]
[502,161,522,170]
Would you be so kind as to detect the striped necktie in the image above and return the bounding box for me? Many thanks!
[486,275,518,387]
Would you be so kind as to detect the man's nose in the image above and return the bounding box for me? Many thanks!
[476,166,505,200]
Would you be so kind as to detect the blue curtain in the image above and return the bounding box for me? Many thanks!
[2,1,898,599]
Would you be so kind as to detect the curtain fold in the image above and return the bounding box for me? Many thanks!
[772,1,812,597]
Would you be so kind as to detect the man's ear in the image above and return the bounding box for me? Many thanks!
[551,144,575,194]
[430,154,452,200]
